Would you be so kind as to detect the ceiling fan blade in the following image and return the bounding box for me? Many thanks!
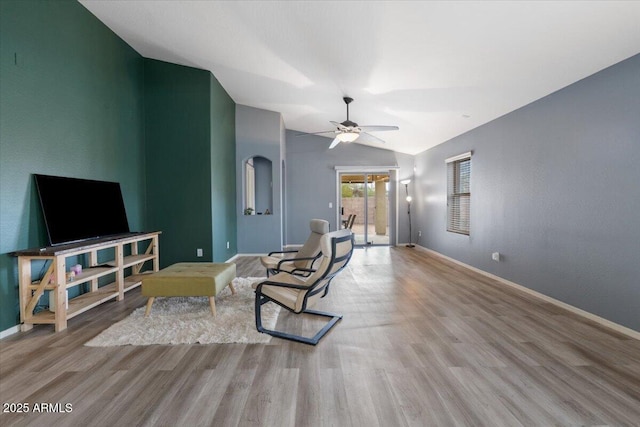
[361,132,386,144]
[358,125,399,132]
[296,130,337,137]
[328,137,341,149]
[305,99,396,145]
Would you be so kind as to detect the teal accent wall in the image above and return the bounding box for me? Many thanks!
[144,59,237,267]
[0,0,145,331]
[144,60,213,267]
[0,2,237,333]
[210,75,238,261]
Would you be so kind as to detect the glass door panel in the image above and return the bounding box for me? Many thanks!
[340,173,390,246]
[340,174,367,245]
[369,174,390,245]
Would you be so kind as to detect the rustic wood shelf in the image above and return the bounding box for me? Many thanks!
[123,254,156,269]
[14,231,160,332]
[67,286,119,319]
[25,310,56,324]
[123,272,153,292]
[65,266,119,289]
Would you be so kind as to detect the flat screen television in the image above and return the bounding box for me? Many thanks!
[34,174,130,246]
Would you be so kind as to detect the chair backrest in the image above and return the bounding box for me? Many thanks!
[303,229,354,309]
[294,219,329,268]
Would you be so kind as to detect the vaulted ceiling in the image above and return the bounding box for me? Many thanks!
[80,1,640,155]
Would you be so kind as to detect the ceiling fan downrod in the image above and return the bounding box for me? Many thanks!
[343,96,354,126]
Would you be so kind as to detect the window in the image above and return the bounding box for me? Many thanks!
[446,152,471,235]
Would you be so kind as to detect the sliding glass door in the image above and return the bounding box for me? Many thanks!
[339,173,390,246]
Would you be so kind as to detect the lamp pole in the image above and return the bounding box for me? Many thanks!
[401,179,415,248]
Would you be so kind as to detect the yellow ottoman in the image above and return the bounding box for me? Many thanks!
[142,262,236,316]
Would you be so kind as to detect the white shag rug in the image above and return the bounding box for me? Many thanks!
[85,277,278,346]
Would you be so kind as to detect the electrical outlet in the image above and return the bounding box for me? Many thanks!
[492,252,500,261]
[226,241,230,249]
[418,230,422,237]
[197,248,203,257]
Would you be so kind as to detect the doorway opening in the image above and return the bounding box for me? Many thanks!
[339,172,390,246]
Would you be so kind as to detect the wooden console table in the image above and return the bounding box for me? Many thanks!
[12,231,160,332]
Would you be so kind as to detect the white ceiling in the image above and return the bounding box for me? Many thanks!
[79,1,640,155]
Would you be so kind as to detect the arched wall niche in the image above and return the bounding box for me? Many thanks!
[244,155,273,215]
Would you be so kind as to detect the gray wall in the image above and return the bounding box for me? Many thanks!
[395,153,417,244]
[414,53,640,331]
[236,105,283,253]
[280,116,287,245]
[285,131,414,245]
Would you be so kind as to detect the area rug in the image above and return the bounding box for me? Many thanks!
[85,277,278,346]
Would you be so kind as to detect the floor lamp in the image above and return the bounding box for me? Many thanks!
[400,179,415,248]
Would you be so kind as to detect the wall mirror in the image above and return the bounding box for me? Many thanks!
[244,156,273,215]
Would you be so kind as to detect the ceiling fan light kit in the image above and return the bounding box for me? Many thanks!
[336,132,359,143]
[298,97,399,149]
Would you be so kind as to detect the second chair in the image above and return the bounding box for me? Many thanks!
[260,218,329,277]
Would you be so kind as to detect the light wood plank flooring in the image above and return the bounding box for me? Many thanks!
[1,247,639,426]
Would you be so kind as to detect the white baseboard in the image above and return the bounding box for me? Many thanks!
[416,245,640,341]
[225,253,240,263]
[0,325,20,339]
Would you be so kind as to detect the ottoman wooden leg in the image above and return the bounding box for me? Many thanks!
[208,297,216,317]
[145,297,155,317]
[229,281,236,295]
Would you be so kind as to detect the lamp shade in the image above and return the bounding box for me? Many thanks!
[400,179,411,185]
[406,196,412,202]
[336,132,359,143]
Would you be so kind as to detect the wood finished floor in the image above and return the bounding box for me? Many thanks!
[1,247,639,426]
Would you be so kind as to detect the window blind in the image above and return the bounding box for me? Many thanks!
[446,153,471,235]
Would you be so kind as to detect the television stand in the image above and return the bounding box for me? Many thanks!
[12,231,160,332]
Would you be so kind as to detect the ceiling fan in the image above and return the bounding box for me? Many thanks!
[298,97,399,149]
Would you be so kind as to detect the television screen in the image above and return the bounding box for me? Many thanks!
[34,174,130,245]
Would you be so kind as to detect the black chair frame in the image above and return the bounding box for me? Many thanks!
[255,233,354,345]
[264,249,322,277]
